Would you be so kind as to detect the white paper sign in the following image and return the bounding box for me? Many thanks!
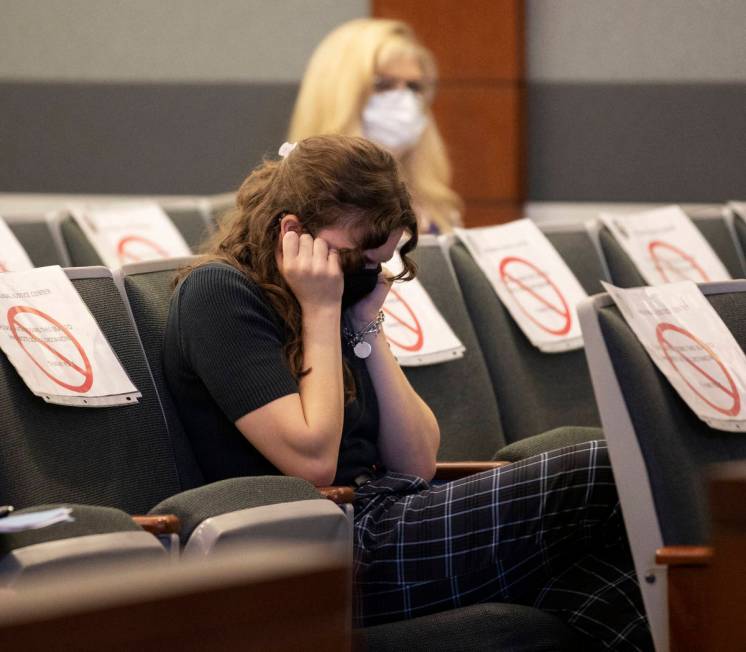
[0,266,140,407]
[599,205,730,286]
[0,507,74,533]
[604,280,746,431]
[0,217,34,272]
[70,201,192,268]
[383,251,465,366]
[455,220,588,352]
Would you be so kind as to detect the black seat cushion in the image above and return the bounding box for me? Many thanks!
[360,602,583,652]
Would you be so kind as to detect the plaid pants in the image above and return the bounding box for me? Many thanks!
[353,440,653,651]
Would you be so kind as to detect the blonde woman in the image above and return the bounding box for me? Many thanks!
[289,18,462,234]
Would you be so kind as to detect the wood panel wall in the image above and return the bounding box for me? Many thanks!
[373,0,525,227]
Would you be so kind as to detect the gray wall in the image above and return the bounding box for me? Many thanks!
[0,0,367,82]
[3,1,745,201]
[526,0,746,202]
[0,0,367,194]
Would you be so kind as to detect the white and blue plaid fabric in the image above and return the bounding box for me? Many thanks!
[353,440,652,651]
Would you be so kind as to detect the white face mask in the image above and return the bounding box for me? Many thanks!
[362,89,428,153]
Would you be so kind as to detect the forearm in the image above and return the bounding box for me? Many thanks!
[357,323,440,479]
[297,307,345,459]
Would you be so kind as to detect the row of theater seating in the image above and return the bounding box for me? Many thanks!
[7,202,746,449]
[0,203,218,269]
[0,244,597,650]
[3,202,745,650]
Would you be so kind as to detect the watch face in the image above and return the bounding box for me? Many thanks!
[354,340,372,359]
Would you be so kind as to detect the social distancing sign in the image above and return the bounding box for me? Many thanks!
[599,205,731,286]
[604,280,746,431]
[455,220,587,352]
[382,251,464,366]
[70,202,192,268]
[0,217,34,273]
[0,266,140,407]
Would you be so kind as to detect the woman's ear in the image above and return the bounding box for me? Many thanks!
[279,213,302,237]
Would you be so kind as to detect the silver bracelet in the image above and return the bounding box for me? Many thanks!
[343,311,385,359]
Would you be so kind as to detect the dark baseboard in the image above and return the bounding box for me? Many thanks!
[0,80,298,194]
[528,82,746,202]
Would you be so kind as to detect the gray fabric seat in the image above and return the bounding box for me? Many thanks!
[448,237,602,444]
[579,280,746,651]
[599,207,744,288]
[406,238,506,460]
[362,602,582,652]
[3,214,69,267]
[120,253,582,652]
[544,224,609,295]
[0,266,338,581]
[162,206,213,251]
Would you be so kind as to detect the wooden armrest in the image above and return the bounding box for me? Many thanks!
[434,461,511,482]
[132,514,181,536]
[317,486,356,505]
[319,461,514,502]
[656,545,713,567]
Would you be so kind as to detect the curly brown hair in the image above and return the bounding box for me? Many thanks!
[180,135,418,399]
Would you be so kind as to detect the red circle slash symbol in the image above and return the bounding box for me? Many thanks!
[648,240,710,283]
[382,288,424,352]
[116,235,170,264]
[498,256,572,336]
[7,306,94,393]
[656,322,740,417]
[0,262,7,273]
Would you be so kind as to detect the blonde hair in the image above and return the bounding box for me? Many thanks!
[289,18,462,233]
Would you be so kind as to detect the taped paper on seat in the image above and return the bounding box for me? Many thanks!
[0,507,74,533]
[455,220,587,352]
[0,266,140,407]
[0,216,34,272]
[382,250,464,366]
[604,281,746,432]
[69,201,192,268]
[599,205,730,286]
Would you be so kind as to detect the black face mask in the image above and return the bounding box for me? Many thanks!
[341,264,382,310]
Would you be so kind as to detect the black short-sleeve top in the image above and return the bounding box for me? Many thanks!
[163,262,381,485]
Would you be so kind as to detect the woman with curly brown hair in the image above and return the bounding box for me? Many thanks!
[163,135,652,651]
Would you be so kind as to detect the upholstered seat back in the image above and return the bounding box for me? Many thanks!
[449,239,601,443]
[0,268,185,514]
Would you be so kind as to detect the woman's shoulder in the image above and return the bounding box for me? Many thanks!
[178,261,261,299]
